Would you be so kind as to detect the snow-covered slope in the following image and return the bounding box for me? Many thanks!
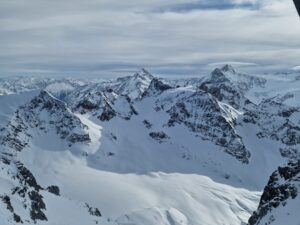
[0,66,299,225]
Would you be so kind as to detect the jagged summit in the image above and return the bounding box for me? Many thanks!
[110,68,154,99]
[1,68,300,225]
[200,65,266,108]
[210,68,230,83]
[133,68,154,81]
[209,64,236,83]
[221,64,236,74]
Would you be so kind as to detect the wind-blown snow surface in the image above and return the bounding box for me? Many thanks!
[0,66,300,225]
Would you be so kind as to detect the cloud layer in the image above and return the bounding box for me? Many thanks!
[0,0,299,77]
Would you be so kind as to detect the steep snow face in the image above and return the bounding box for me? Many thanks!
[0,66,300,225]
[248,159,300,225]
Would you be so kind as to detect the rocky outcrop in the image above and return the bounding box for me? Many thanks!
[142,78,172,98]
[46,185,60,196]
[149,131,170,142]
[86,203,101,217]
[243,99,300,147]
[248,159,300,225]
[164,90,250,163]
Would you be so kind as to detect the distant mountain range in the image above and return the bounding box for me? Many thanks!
[0,65,299,225]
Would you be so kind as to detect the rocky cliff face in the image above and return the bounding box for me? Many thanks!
[161,90,250,163]
[248,159,300,225]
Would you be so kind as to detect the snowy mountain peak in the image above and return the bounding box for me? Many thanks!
[112,69,154,99]
[210,68,230,83]
[1,68,300,225]
[133,68,154,81]
[221,64,236,74]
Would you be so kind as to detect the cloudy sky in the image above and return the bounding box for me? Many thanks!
[0,0,299,77]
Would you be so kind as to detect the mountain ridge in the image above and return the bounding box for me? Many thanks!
[0,65,299,225]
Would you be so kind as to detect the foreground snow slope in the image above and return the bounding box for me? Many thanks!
[0,66,299,225]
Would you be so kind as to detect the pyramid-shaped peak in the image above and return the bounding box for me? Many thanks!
[133,68,154,80]
[210,68,229,83]
[221,64,236,74]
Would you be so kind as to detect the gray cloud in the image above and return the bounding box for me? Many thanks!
[0,0,299,77]
[157,0,261,12]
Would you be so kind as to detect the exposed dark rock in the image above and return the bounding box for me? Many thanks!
[149,131,169,142]
[13,213,22,223]
[279,147,300,159]
[28,191,47,221]
[107,152,115,156]
[242,99,300,148]
[199,66,265,109]
[0,110,30,152]
[110,133,117,140]
[143,120,152,129]
[47,185,60,196]
[1,156,11,165]
[1,195,14,212]
[1,90,91,150]
[248,160,300,225]
[221,64,236,74]
[77,99,99,110]
[243,111,258,124]
[68,133,91,143]
[16,162,42,191]
[12,186,27,198]
[278,108,297,117]
[0,195,23,223]
[165,91,250,163]
[98,106,116,121]
[86,203,101,217]
[210,68,230,83]
[1,195,23,223]
[142,78,172,97]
